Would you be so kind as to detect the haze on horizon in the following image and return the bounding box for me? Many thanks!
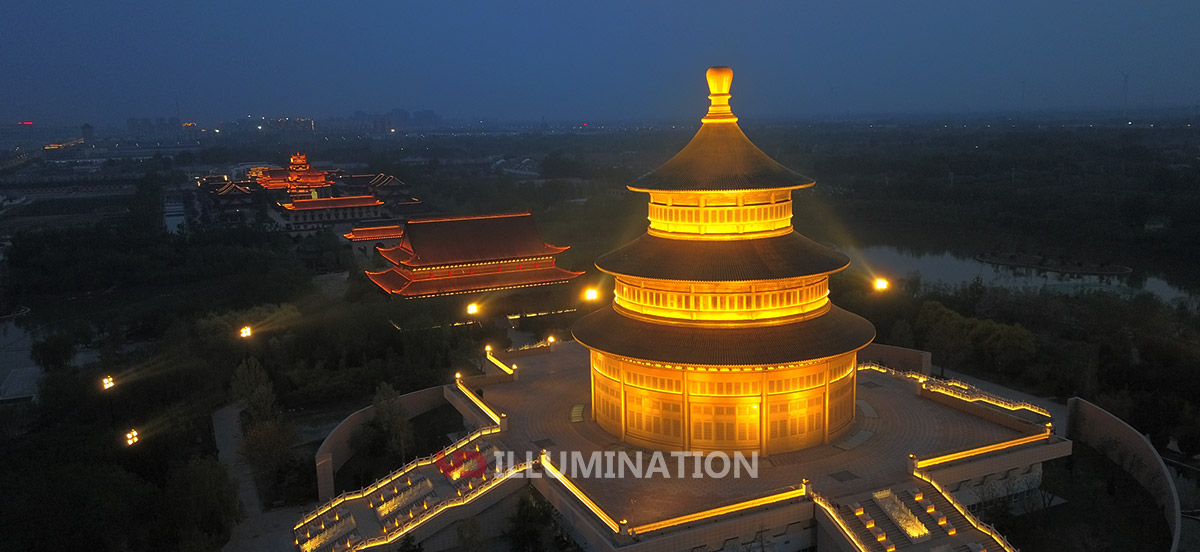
[3,1,1198,127]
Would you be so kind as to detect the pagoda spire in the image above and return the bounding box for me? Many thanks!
[701,66,738,124]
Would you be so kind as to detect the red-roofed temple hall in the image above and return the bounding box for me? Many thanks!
[366,212,582,298]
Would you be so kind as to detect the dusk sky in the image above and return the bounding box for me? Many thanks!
[4,1,1199,126]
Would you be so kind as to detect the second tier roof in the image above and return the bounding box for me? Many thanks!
[595,231,849,282]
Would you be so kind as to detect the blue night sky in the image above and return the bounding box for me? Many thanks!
[4,1,1198,126]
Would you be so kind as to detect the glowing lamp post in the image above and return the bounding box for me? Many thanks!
[239,326,252,338]
[125,429,139,446]
[102,375,115,390]
[466,303,479,315]
[584,288,599,301]
[873,278,889,292]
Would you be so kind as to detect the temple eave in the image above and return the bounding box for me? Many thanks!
[573,304,875,367]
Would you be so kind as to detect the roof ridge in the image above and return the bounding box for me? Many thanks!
[408,212,531,224]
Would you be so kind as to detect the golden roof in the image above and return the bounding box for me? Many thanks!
[629,66,814,192]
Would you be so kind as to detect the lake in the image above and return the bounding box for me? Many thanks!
[846,245,1195,304]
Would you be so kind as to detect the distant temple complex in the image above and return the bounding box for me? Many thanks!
[574,66,875,454]
[365,212,582,298]
[252,153,332,198]
[195,152,431,234]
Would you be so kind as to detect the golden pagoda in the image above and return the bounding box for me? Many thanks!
[573,67,875,455]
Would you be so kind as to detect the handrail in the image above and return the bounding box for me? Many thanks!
[912,469,1019,552]
[359,461,534,549]
[456,377,502,424]
[629,485,807,536]
[858,362,1051,418]
[811,492,871,552]
[540,451,622,533]
[913,426,1052,469]
[295,423,500,530]
[485,351,514,374]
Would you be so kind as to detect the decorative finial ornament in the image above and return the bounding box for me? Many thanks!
[702,66,738,124]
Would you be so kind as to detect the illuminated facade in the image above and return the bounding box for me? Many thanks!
[574,67,876,454]
[365,212,583,298]
[253,152,332,197]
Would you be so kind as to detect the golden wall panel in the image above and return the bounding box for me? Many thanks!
[589,350,859,454]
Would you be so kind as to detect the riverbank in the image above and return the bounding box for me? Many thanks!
[976,252,1132,276]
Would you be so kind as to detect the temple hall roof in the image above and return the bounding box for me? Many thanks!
[280,195,384,211]
[344,225,404,241]
[596,231,849,282]
[395,212,569,267]
[366,265,582,297]
[573,304,875,366]
[629,67,815,193]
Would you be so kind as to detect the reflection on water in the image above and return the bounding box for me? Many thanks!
[847,245,1194,303]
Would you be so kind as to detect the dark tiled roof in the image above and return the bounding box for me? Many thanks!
[377,244,415,265]
[344,225,404,241]
[402,212,568,267]
[596,232,849,281]
[366,266,582,297]
[280,196,383,210]
[573,305,875,365]
[629,123,815,192]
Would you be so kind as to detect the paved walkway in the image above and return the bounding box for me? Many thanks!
[216,403,311,552]
[213,404,262,515]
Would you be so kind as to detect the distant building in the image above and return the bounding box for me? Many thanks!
[253,153,332,198]
[365,212,582,298]
[277,196,385,233]
[196,175,255,225]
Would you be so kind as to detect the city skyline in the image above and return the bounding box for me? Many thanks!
[4,2,1199,126]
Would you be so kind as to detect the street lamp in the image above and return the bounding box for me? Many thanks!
[102,375,115,390]
[547,336,555,344]
[466,303,479,315]
[125,429,139,446]
[584,288,599,301]
[873,278,889,292]
[240,326,252,338]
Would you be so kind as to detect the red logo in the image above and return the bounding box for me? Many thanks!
[434,448,487,480]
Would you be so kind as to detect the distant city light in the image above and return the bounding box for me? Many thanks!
[102,375,115,390]
[257,125,263,130]
[467,303,479,315]
[585,288,599,301]
[125,429,139,446]
[240,326,252,338]
[18,121,33,125]
[874,278,889,291]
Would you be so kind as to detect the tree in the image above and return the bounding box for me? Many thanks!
[231,357,279,424]
[30,333,75,370]
[504,493,550,551]
[917,301,971,373]
[397,534,423,552]
[239,419,296,483]
[165,458,243,551]
[887,319,915,348]
[455,517,482,550]
[372,383,415,463]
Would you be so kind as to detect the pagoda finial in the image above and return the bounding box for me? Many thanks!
[702,66,738,124]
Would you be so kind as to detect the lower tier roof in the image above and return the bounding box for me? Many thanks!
[573,304,875,366]
[595,231,849,282]
[367,265,582,297]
